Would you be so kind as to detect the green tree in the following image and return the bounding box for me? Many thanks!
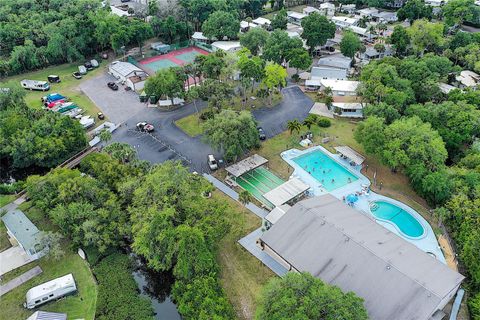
[303,114,317,130]
[390,25,411,57]
[144,68,185,106]
[202,11,240,40]
[287,47,313,74]
[196,52,227,79]
[103,142,138,164]
[287,119,302,134]
[240,27,269,55]
[239,190,253,205]
[271,8,288,30]
[256,272,368,320]
[408,19,445,55]
[354,116,386,155]
[301,13,336,53]
[442,0,475,26]
[203,110,260,161]
[39,231,65,261]
[99,129,112,143]
[262,62,287,104]
[128,19,153,56]
[263,29,304,64]
[363,103,401,124]
[397,0,432,23]
[238,48,266,90]
[340,31,362,60]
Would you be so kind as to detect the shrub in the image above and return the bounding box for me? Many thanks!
[291,73,300,82]
[199,109,215,121]
[0,182,24,194]
[317,117,331,127]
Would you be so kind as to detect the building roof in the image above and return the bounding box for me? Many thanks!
[1,210,44,255]
[332,16,358,25]
[358,7,379,15]
[332,102,363,110]
[226,154,268,177]
[260,195,465,320]
[363,45,393,58]
[456,70,480,87]
[252,17,271,25]
[438,82,456,94]
[320,2,335,9]
[304,6,320,13]
[286,30,301,38]
[211,41,241,51]
[372,11,398,20]
[26,274,76,302]
[265,204,291,225]
[192,31,208,41]
[27,311,67,320]
[240,21,258,29]
[317,53,352,70]
[320,79,360,92]
[311,67,347,80]
[287,11,308,19]
[263,178,310,207]
[334,145,365,164]
[349,25,369,36]
[109,61,143,78]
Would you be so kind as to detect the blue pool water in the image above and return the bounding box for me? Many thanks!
[292,150,358,191]
[370,201,424,238]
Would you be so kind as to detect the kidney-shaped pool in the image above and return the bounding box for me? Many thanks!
[370,201,425,238]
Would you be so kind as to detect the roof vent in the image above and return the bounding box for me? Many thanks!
[345,237,349,242]
[386,265,391,270]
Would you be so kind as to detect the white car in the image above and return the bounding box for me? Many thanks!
[136,122,154,132]
[208,154,218,170]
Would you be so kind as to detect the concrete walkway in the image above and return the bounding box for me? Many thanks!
[203,174,269,218]
[0,246,35,276]
[0,266,42,296]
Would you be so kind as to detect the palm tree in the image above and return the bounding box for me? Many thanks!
[99,129,112,143]
[368,25,377,41]
[287,119,302,134]
[303,114,317,130]
[239,190,253,205]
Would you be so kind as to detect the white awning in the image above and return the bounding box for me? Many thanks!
[334,146,365,165]
[265,204,291,225]
[263,178,310,207]
[226,154,268,177]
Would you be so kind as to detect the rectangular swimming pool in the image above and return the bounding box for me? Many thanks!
[292,149,358,191]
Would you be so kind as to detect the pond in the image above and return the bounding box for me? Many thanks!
[131,255,181,320]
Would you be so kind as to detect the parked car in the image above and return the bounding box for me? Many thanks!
[97,112,105,120]
[258,127,266,140]
[47,75,61,83]
[72,72,82,79]
[78,65,87,75]
[107,82,119,91]
[90,59,99,68]
[84,61,93,70]
[136,122,154,132]
[207,154,218,170]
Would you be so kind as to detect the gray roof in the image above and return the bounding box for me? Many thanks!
[27,311,67,320]
[225,154,268,177]
[311,67,347,80]
[334,146,365,165]
[260,195,464,320]
[317,54,352,70]
[1,210,44,255]
[262,178,310,207]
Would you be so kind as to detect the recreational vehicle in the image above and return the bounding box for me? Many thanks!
[20,80,50,91]
[24,274,77,309]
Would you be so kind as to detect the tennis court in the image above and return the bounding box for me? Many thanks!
[138,46,209,72]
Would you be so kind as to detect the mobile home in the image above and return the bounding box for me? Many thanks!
[20,80,50,91]
[24,274,77,309]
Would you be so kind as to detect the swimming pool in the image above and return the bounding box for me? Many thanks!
[292,149,358,191]
[370,201,425,238]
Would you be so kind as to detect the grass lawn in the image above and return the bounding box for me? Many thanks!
[0,251,97,320]
[0,194,15,208]
[262,5,306,19]
[214,191,274,320]
[0,62,108,127]
[175,113,203,137]
[0,220,12,252]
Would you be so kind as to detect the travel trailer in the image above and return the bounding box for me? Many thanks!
[20,80,50,91]
[24,274,77,309]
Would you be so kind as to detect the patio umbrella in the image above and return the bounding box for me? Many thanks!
[346,194,359,203]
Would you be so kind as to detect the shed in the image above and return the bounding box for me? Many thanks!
[225,154,268,177]
[1,210,46,259]
[252,17,271,27]
[334,145,365,165]
[263,178,310,207]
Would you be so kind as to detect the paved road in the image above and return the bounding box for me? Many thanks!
[90,80,313,172]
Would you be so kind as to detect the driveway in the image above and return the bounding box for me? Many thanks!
[0,246,35,276]
[80,73,146,124]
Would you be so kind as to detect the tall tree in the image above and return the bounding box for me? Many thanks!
[263,30,303,64]
[301,13,336,53]
[397,0,433,23]
[240,27,269,55]
[408,19,445,55]
[287,47,313,73]
[271,8,288,30]
[128,19,153,56]
[442,0,475,26]
[340,30,362,60]
[144,68,185,106]
[202,11,240,40]
[262,62,287,105]
[390,25,411,57]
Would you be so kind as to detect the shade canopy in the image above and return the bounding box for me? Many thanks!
[334,146,365,165]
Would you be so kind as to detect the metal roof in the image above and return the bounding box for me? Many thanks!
[265,204,291,225]
[226,154,268,177]
[311,67,347,80]
[317,54,352,70]
[320,79,360,92]
[263,178,310,207]
[109,61,142,78]
[260,195,464,320]
[26,311,67,320]
[1,210,43,255]
[334,146,365,165]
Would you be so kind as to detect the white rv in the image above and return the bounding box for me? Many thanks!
[20,80,50,91]
[24,274,77,309]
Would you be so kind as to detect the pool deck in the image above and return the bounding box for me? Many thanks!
[282,146,446,264]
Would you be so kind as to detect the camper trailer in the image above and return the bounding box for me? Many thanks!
[24,274,77,309]
[20,80,50,91]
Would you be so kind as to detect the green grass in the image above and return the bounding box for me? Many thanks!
[0,194,15,208]
[175,113,204,137]
[0,62,108,127]
[0,251,97,320]
[214,191,274,320]
[0,220,12,252]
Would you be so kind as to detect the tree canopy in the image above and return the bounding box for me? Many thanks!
[240,27,270,55]
[301,13,336,52]
[202,10,240,40]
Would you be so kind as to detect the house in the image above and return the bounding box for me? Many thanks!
[357,7,379,18]
[331,102,364,117]
[2,210,47,260]
[371,11,398,23]
[320,79,360,95]
[252,17,271,29]
[259,195,464,320]
[211,41,242,53]
[317,53,352,71]
[455,70,480,89]
[192,31,209,43]
[348,26,376,40]
[108,61,148,91]
[287,11,308,25]
[303,6,320,15]
[341,4,356,14]
[385,0,407,7]
[319,3,336,17]
[438,82,456,94]
[331,16,358,29]
[110,5,133,17]
[311,66,347,80]
[240,20,258,32]
[360,45,393,60]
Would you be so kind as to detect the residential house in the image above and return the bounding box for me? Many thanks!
[317,53,352,72]
[320,79,360,95]
[259,195,464,320]
[252,17,271,30]
[192,31,209,43]
[371,11,398,23]
[331,16,358,29]
[2,210,47,260]
[211,41,242,53]
[438,82,456,94]
[331,102,363,117]
[303,6,320,15]
[341,4,357,14]
[311,66,347,80]
[319,3,336,17]
[240,20,259,32]
[385,0,407,7]
[455,70,480,89]
[108,61,148,91]
[287,11,308,25]
[349,26,376,40]
[360,45,393,60]
[357,7,379,19]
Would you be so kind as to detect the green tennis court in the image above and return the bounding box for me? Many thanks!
[142,59,178,71]
[175,51,203,63]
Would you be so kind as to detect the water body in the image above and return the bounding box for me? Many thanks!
[131,255,182,320]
